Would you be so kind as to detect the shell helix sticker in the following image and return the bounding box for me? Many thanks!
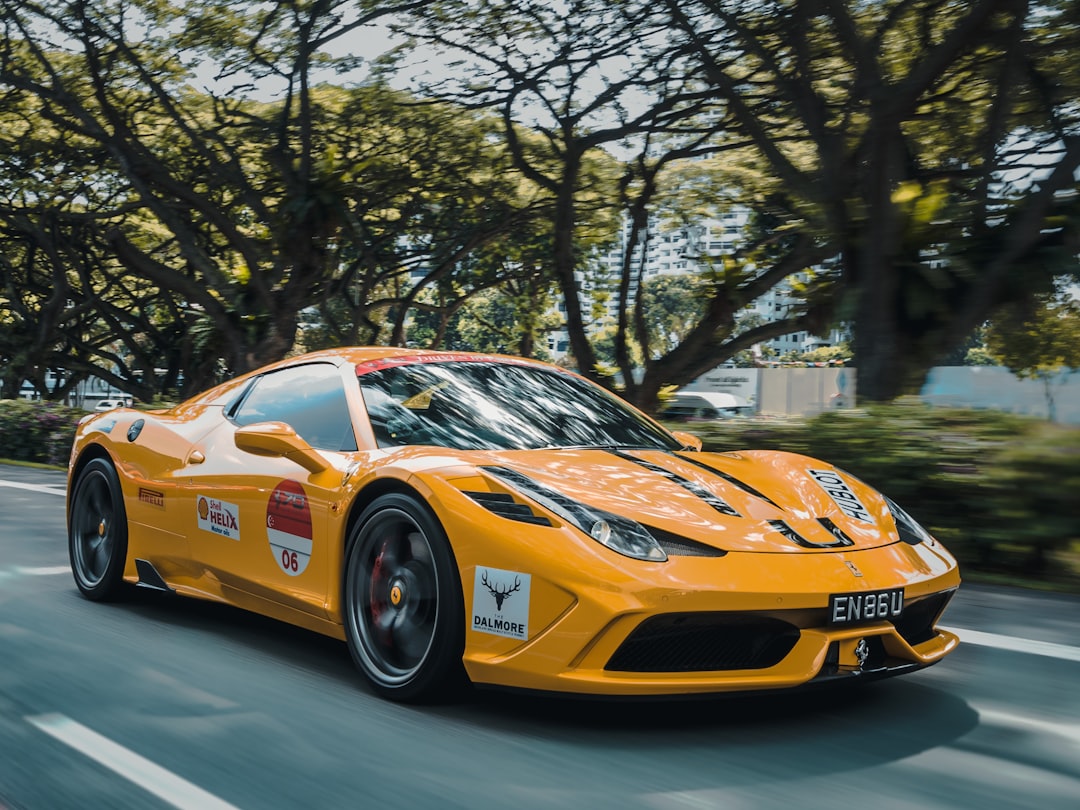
[267,480,312,576]
[197,495,241,540]
[472,566,530,640]
[807,469,874,523]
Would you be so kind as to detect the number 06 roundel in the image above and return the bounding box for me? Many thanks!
[266,480,312,577]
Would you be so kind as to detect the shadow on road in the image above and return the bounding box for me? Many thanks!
[87,583,978,787]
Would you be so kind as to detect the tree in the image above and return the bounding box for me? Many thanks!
[663,0,1080,402]
[638,274,709,358]
[984,289,1080,421]
[0,1,552,397]
[0,73,189,403]
[400,230,562,358]
[286,84,557,354]
[393,0,836,412]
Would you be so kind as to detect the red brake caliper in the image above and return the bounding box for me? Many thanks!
[370,543,391,645]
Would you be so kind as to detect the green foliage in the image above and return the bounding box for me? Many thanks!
[983,291,1080,421]
[776,343,852,366]
[672,402,1080,586]
[639,274,708,356]
[0,399,83,466]
[0,4,559,397]
[984,292,1080,379]
[964,345,997,367]
[406,284,559,359]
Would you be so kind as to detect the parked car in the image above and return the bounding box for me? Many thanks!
[660,391,755,421]
[93,399,130,412]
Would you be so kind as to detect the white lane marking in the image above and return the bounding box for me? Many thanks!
[943,626,1080,663]
[0,566,70,584]
[26,713,241,810]
[15,566,71,576]
[0,479,67,496]
[977,706,1080,745]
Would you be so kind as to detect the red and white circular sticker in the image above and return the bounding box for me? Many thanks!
[266,480,312,576]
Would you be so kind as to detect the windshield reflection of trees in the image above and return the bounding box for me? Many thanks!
[358,363,678,452]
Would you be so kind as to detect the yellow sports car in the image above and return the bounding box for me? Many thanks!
[67,348,960,702]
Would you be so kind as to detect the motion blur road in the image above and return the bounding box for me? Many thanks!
[1,464,1077,809]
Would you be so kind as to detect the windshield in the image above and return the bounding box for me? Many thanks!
[357,358,680,452]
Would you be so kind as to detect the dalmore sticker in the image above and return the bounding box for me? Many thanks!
[472,566,531,640]
[807,469,874,523]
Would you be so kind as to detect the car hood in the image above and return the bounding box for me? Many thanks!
[400,446,900,554]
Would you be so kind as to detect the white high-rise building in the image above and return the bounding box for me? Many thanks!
[547,209,847,361]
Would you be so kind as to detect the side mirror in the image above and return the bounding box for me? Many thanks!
[671,430,703,452]
[234,422,330,473]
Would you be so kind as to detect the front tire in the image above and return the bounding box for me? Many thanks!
[68,457,129,601]
[343,493,466,702]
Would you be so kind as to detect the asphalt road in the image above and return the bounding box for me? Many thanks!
[1,463,1077,809]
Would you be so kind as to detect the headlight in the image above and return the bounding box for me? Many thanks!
[885,496,935,545]
[481,466,667,562]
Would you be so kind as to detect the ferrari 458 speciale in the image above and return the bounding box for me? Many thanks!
[67,348,960,701]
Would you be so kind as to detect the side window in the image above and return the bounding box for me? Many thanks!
[233,364,357,452]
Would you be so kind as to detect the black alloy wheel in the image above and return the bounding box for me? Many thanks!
[343,493,465,702]
[68,457,129,601]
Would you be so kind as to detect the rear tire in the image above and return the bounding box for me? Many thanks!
[343,493,466,702]
[68,457,129,601]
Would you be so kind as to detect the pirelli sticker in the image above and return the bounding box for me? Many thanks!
[138,488,165,508]
[808,469,874,523]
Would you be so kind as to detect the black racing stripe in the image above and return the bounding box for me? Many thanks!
[607,450,740,517]
[770,519,853,548]
[672,452,781,509]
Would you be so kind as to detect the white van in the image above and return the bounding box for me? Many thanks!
[93,399,130,412]
[660,391,755,421]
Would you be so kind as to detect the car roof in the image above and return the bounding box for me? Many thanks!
[181,347,563,408]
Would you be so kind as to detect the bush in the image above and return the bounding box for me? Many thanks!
[0,399,84,466]
[667,401,1080,586]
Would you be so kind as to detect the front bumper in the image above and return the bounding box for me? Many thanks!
[421,470,962,697]
[458,540,960,696]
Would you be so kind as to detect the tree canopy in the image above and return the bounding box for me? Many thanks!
[0,1,562,397]
[661,0,1080,400]
[1,0,1077,410]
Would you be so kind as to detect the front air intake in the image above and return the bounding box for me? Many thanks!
[892,589,956,646]
[606,613,800,672]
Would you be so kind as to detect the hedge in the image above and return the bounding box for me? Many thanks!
[0,399,84,467]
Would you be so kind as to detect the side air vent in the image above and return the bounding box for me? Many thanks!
[771,519,854,548]
[463,491,553,526]
[647,526,727,557]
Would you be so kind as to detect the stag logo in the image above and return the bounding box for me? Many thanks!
[482,571,521,611]
[472,566,531,640]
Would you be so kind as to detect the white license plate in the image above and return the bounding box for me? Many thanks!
[829,588,904,624]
